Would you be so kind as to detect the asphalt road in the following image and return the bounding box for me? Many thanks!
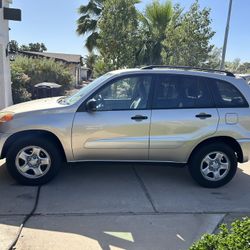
[0,159,249,250]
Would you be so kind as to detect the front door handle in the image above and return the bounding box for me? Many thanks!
[195,113,212,119]
[131,115,148,121]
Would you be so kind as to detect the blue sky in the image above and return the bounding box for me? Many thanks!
[9,0,250,62]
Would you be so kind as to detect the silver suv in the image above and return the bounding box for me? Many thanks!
[1,66,250,188]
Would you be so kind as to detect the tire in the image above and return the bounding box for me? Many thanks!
[188,143,237,188]
[6,136,62,185]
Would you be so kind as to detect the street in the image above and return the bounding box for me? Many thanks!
[0,159,250,250]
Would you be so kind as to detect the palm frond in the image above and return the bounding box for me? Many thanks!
[77,18,98,35]
[85,32,99,52]
[78,0,103,15]
[145,0,173,32]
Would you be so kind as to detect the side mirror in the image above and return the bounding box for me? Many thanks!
[86,99,97,112]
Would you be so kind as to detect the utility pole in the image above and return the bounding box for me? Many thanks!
[0,0,21,109]
[220,0,233,70]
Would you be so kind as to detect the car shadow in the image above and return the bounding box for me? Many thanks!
[0,160,250,250]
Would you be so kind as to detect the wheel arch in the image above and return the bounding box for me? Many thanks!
[188,136,243,163]
[1,130,67,162]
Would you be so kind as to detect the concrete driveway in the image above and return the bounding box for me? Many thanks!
[0,159,250,250]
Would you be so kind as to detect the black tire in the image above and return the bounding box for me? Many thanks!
[6,136,62,185]
[188,143,237,188]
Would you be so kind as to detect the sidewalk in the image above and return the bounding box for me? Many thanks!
[0,160,250,250]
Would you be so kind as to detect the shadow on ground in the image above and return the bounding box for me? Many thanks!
[0,160,249,250]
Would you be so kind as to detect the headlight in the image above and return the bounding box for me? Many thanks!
[0,112,14,124]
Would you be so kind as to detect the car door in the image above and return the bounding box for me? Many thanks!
[149,74,219,163]
[72,74,152,161]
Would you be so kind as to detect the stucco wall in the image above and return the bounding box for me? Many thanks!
[0,0,13,109]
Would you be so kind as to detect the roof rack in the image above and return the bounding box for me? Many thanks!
[141,65,235,77]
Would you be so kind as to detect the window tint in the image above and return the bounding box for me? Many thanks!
[153,75,213,109]
[212,80,248,108]
[92,76,151,111]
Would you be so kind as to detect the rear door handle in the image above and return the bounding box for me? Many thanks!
[195,113,212,119]
[131,115,148,121]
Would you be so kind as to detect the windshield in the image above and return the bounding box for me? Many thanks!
[63,73,113,105]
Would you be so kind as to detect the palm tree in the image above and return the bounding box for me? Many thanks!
[77,0,141,53]
[76,0,104,52]
[137,0,173,65]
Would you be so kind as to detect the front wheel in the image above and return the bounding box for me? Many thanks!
[6,137,62,185]
[189,143,237,188]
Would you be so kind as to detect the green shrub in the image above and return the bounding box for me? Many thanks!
[190,217,250,250]
[11,65,32,103]
[11,56,73,103]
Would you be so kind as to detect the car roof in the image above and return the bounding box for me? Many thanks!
[110,68,236,82]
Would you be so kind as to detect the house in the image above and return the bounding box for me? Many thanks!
[0,0,21,109]
[20,51,90,86]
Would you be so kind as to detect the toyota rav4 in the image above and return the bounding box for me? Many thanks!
[1,66,250,188]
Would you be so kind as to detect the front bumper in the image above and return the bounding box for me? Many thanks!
[237,139,250,163]
[0,133,11,159]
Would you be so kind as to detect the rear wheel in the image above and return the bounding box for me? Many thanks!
[189,143,237,188]
[6,137,62,185]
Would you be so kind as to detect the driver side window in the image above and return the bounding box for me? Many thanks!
[92,75,151,111]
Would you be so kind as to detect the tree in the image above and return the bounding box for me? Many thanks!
[225,58,241,73]
[93,57,107,77]
[237,62,250,73]
[9,40,19,53]
[84,52,98,70]
[20,42,47,52]
[137,0,173,65]
[76,0,104,52]
[9,40,47,52]
[204,47,222,69]
[97,0,139,69]
[162,1,215,67]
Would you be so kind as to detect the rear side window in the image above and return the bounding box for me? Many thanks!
[153,75,214,109]
[211,80,249,108]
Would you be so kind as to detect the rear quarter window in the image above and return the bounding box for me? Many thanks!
[211,79,249,108]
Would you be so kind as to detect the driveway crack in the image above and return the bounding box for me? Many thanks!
[132,166,158,213]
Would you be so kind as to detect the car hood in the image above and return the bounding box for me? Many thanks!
[1,97,65,114]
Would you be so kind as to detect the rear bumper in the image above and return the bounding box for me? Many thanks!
[237,139,250,163]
